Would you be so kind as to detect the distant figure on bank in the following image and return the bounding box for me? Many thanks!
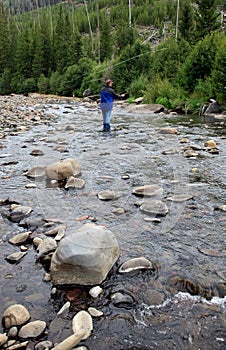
[100,79,121,132]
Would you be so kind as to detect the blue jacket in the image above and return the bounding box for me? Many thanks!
[100,85,121,110]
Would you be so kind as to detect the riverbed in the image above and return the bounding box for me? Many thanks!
[0,95,225,349]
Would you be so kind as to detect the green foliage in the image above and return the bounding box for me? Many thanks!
[0,0,225,109]
[194,0,221,40]
[113,41,152,93]
[210,34,226,103]
[179,0,195,42]
[149,38,190,81]
[61,58,95,97]
[38,74,49,94]
[128,74,148,98]
[177,33,219,92]
[22,77,37,93]
[184,94,208,115]
[143,78,187,109]
[0,69,11,95]
[156,97,171,108]
[49,71,63,95]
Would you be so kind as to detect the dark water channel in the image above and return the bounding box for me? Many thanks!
[0,100,225,349]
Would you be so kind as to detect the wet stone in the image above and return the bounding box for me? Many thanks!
[72,311,93,339]
[30,149,44,156]
[2,304,30,328]
[119,256,154,273]
[18,320,46,339]
[166,194,194,202]
[132,184,163,197]
[65,177,85,189]
[8,231,31,245]
[140,200,169,216]
[6,251,27,263]
[24,166,46,179]
[110,292,135,308]
[98,190,119,200]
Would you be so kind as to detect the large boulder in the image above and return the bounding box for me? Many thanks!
[50,223,120,286]
[45,158,81,180]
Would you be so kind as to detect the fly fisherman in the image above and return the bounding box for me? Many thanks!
[100,79,122,132]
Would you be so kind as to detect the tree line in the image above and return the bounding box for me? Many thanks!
[0,0,225,113]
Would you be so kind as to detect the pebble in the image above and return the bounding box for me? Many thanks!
[35,340,53,350]
[166,194,194,202]
[89,286,103,298]
[119,256,153,273]
[5,251,27,263]
[18,320,46,338]
[132,184,163,197]
[97,190,119,200]
[8,326,18,338]
[25,183,37,189]
[57,302,70,316]
[88,307,103,317]
[8,232,31,245]
[0,333,8,346]
[2,304,30,328]
[52,332,86,350]
[140,200,168,216]
[72,311,93,340]
[65,177,85,189]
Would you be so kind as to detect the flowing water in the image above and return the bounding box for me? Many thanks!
[0,99,225,349]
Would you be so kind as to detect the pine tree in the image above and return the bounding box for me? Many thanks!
[193,0,221,40]
[0,1,11,74]
[179,0,195,42]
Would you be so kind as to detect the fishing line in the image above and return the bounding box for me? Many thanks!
[83,47,167,85]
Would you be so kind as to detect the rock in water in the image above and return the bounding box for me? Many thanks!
[18,320,46,338]
[2,304,30,328]
[72,311,93,339]
[140,200,168,216]
[132,184,163,197]
[45,158,81,180]
[50,223,120,285]
[118,256,153,273]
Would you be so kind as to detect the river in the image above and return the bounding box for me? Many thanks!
[0,96,225,349]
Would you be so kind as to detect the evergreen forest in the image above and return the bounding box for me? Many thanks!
[0,0,225,113]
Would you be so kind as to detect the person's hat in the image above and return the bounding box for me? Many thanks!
[106,79,113,84]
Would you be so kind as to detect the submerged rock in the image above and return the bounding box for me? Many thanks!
[9,205,33,223]
[166,194,193,202]
[97,190,119,200]
[9,231,31,245]
[50,223,120,285]
[24,166,46,179]
[6,251,27,263]
[140,200,169,216]
[132,184,163,197]
[65,177,85,189]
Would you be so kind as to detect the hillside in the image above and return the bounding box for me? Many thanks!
[0,0,225,109]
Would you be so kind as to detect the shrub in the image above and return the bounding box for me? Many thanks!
[38,74,49,94]
[128,74,148,98]
[143,78,186,108]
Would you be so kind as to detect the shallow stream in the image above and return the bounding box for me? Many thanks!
[0,99,225,349]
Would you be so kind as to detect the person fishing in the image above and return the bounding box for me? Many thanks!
[100,79,122,132]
